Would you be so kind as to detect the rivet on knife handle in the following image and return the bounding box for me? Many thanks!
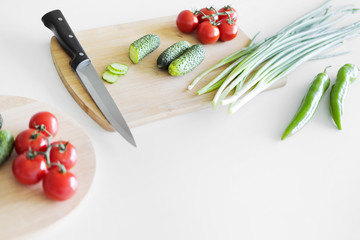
[41,9,88,70]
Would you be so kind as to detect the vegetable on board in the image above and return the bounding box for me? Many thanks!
[129,33,160,64]
[157,41,191,69]
[168,44,205,76]
[102,63,129,83]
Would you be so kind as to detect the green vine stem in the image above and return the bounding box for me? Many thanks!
[195,7,236,26]
[34,124,53,138]
[50,161,67,174]
[29,124,68,173]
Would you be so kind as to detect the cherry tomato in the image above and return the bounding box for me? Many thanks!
[12,151,48,185]
[196,7,218,23]
[29,111,59,137]
[218,6,238,22]
[218,20,238,41]
[14,129,48,154]
[196,21,220,44]
[43,166,78,201]
[50,141,78,170]
[176,10,199,33]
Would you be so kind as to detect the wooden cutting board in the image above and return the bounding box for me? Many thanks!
[50,15,285,131]
[0,95,96,239]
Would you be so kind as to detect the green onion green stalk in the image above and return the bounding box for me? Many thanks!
[188,0,360,114]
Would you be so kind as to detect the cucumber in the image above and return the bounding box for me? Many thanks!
[0,130,14,166]
[129,33,160,64]
[102,70,119,83]
[102,63,128,83]
[108,63,128,75]
[157,41,191,69]
[168,44,205,76]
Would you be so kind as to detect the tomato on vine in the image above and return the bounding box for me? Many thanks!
[14,129,48,154]
[218,19,238,41]
[176,10,199,33]
[12,151,48,185]
[196,7,218,23]
[42,165,78,201]
[196,21,220,44]
[29,111,59,137]
[50,141,78,170]
[218,6,238,22]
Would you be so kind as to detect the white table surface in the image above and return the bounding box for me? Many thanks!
[2,0,360,239]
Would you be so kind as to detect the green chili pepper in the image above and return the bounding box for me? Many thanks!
[281,67,331,140]
[330,64,358,130]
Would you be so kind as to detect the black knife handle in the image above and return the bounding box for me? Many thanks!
[41,9,89,70]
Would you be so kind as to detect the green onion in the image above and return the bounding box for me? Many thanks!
[188,0,360,114]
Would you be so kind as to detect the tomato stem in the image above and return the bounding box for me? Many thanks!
[224,11,236,25]
[30,131,41,140]
[43,136,52,167]
[50,161,67,174]
[26,148,37,160]
[58,141,69,153]
[34,124,53,138]
[195,8,235,26]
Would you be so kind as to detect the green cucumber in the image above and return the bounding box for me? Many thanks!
[157,41,191,69]
[129,33,160,64]
[102,70,119,83]
[108,63,128,75]
[0,114,14,166]
[168,44,205,76]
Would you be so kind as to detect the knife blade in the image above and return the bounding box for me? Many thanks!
[41,9,136,147]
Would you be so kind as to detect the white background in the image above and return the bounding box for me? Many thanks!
[2,0,360,239]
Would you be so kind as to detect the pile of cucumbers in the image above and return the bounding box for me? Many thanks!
[129,33,205,76]
[0,114,14,166]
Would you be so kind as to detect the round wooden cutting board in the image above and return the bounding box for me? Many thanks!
[0,95,96,239]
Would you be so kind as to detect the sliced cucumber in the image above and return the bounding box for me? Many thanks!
[102,70,119,83]
[157,41,191,69]
[129,33,160,64]
[168,44,205,76]
[108,63,129,75]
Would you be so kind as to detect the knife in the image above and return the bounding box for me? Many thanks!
[41,10,136,147]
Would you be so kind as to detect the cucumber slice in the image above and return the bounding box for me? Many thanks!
[157,41,191,69]
[107,63,129,75]
[102,70,119,83]
[129,33,160,64]
[168,44,205,76]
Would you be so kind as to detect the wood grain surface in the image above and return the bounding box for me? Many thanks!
[50,15,285,131]
[0,95,96,239]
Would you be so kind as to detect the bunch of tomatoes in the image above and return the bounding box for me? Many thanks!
[12,111,78,201]
[176,6,238,44]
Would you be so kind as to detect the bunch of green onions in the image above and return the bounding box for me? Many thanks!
[188,0,360,114]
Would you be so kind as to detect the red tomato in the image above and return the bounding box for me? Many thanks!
[218,20,238,41]
[176,10,199,33]
[12,151,48,185]
[43,166,78,201]
[218,6,238,22]
[196,7,218,23]
[196,21,220,44]
[14,129,48,154]
[29,111,59,137]
[50,141,78,170]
